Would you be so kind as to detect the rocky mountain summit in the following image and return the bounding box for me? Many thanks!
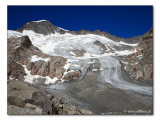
[17,20,67,35]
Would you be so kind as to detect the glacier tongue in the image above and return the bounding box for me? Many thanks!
[98,57,152,96]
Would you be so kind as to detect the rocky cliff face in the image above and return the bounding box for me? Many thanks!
[7,35,80,84]
[122,29,153,85]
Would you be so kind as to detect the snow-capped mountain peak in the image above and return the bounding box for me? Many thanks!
[17,20,67,35]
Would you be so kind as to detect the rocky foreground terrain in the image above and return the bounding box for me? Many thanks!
[8,80,92,115]
[7,20,153,115]
[7,31,85,114]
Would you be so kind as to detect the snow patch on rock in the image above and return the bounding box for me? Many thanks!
[32,20,48,22]
[22,65,58,84]
[31,55,50,62]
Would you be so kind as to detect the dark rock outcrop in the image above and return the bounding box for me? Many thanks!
[70,49,86,57]
[62,70,81,81]
[21,36,32,48]
[93,41,108,53]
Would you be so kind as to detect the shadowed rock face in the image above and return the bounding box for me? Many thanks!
[21,36,32,48]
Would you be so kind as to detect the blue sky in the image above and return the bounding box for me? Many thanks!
[8,6,153,38]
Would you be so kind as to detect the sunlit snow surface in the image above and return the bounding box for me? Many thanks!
[21,30,138,58]
[8,30,137,58]
[32,20,48,22]
[8,30,152,96]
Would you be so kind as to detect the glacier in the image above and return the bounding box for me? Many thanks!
[8,30,152,96]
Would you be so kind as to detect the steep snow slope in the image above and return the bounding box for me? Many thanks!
[8,30,137,58]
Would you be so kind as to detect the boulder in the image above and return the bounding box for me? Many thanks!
[31,91,53,112]
[79,108,93,114]
[63,70,81,81]
[136,71,143,80]
[24,103,43,114]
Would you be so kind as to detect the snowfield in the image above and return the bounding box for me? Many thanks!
[8,30,137,59]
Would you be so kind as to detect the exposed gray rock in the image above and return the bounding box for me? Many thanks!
[93,41,108,53]
[70,49,86,57]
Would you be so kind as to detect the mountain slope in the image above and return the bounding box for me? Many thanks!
[122,28,153,85]
[17,20,148,43]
